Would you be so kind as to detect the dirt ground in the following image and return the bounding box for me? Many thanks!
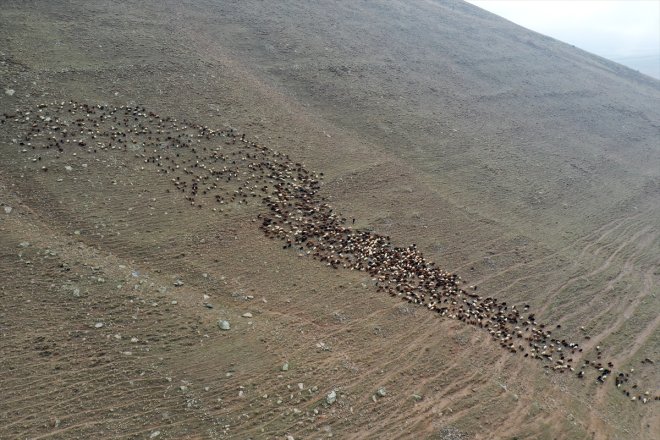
[1,1,658,439]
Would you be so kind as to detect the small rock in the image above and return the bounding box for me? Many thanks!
[286,435,295,440]
[18,242,30,248]
[204,303,214,309]
[174,279,184,287]
[218,320,230,330]
[94,322,104,328]
[242,312,253,318]
[5,89,15,96]
[3,206,12,214]
[376,387,387,397]
[326,390,337,405]
[130,337,139,343]
[412,394,423,401]
[149,431,161,439]
[281,362,289,371]
[64,165,73,172]
[171,300,178,305]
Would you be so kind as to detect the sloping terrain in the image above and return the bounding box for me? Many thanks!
[0,1,658,439]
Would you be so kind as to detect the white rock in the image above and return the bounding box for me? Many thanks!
[149,431,161,439]
[3,206,12,214]
[94,322,104,328]
[5,89,15,96]
[242,312,253,318]
[326,390,337,405]
[218,320,230,330]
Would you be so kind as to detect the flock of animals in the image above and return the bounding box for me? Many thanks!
[2,100,656,405]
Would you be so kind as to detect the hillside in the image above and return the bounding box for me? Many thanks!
[1,1,658,439]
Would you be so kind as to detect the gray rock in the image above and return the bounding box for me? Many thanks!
[5,89,15,96]
[218,320,230,330]
[3,206,12,214]
[173,279,184,287]
[376,387,387,397]
[326,390,337,405]
[281,362,289,371]
[242,312,253,318]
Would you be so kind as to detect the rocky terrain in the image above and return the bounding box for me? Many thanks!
[1,1,658,439]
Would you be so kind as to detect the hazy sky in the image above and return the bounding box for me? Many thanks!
[466,0,660,79]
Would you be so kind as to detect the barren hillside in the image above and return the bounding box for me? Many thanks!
[1,1,658,439]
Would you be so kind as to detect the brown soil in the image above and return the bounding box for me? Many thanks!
[1,1,658,439]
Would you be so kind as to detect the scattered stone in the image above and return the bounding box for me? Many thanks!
[173,279,184,287]
[64,165,73,172]
[94,322,104,328]
[149,431,161,439]
[5,88,15,96]
[376,387,387,397]
[242,312,253,318]
[3,206,12,214]
[218,320,230,330]
[171,300,178,305]
[412,394,423,401]
[326,390,337,405]
[281,362,289,371]
[204,303,214,309]
[18,242,30,248]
